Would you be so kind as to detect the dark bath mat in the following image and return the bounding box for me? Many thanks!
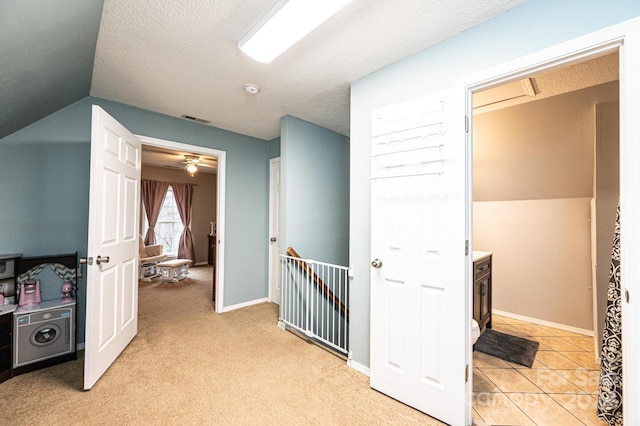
[474,329,540,368]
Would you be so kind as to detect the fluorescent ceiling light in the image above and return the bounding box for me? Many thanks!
[238,0,353,64]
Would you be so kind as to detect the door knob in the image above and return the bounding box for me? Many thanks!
[96,256,110,265]
[371,259,383,268]
[270,237,277,242]
[80,257,93,265]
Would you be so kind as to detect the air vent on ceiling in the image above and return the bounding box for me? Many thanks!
[181,114,211,124]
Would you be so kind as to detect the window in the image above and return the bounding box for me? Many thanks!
[146,186,183,256]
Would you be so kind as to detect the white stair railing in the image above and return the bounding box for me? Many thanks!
[279,250,349,356]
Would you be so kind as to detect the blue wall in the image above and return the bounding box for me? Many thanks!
[0,96,270,343]
[268,137,281,159]
[349,0,640,367]
[281,116,349,266]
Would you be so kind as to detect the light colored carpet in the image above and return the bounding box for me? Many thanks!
[0,266,443,425]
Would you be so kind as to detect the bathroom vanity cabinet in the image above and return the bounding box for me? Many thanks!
[473,251,492,331]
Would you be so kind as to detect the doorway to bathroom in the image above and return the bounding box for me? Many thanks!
[468,48,621,424]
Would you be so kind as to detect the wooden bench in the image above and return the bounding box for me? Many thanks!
[157,259,192,282]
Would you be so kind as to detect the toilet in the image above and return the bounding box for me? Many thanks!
[471,319,481,344]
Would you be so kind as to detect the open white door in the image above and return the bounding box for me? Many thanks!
[269,157,282,305]
[84,105,141,390]
[370,88,469,425]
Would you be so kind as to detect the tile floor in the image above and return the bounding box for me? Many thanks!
[472,315,607,426]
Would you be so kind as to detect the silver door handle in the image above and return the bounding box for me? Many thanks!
[80,257,93,265]
[96,256,110,265]
[371,259,383,268]
[270,237,277,242]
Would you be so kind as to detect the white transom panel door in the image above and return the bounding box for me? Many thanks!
[370,88,469,425]
[84,105,141,390]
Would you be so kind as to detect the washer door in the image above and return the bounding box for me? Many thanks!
[30,324,61,346]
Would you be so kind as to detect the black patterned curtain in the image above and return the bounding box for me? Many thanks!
[597,202,623,425]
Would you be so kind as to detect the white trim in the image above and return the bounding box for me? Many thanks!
[222,297,269,313]
[590,198,600,355]
[347,359,370,377]
[619,21,640,425]
[136,135,226,313]
[457,24,628,91]
[458,17,640,424]
[492,309,594,337]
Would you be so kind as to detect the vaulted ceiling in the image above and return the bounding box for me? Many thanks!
[2,0,535,142]
[0,0,104,140]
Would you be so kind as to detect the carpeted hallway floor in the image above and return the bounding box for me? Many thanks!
[1,266,443,425]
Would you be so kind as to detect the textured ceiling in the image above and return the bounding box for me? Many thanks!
[90,0,530,140]
[6,0,615,146]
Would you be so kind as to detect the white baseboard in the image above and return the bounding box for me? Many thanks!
[493,309,594,337]
[222,297,269,312]
[347,357,370,377]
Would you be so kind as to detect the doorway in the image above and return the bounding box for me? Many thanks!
[470,53,620,424]
[472,52,619,347]
[138,135,226,312]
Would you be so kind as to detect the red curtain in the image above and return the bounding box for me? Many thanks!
[141,180,170,245]
[172,183,196,261]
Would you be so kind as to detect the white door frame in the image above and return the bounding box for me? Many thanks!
[458,17,640,424]
[268,157,281,304]
[590,198,600,358]
[137,135,226,313]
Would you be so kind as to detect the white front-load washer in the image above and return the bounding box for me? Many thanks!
[13,302,75,368]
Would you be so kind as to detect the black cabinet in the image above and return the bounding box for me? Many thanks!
[473,254,492,331]
[208,235,215,265]
[0,313,12,383]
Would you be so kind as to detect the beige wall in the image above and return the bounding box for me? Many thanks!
[472,81,618,332]
[141,166,217,265]
[594,100,620,347]
[474,198,593,330]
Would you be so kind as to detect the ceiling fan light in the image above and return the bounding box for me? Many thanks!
[186,163,198,175]
[184,155,200,176]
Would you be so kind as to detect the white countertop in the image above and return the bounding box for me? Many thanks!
[13,299,76,315]
[0,303,18,315]
[2,299,76,316]
[472,251,492,262]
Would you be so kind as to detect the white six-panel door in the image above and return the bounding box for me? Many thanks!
[84,105,141,390]
[269,157,282,305]
[370,88,469,425]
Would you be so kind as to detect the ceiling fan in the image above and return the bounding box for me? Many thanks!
[140,146,218,174]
